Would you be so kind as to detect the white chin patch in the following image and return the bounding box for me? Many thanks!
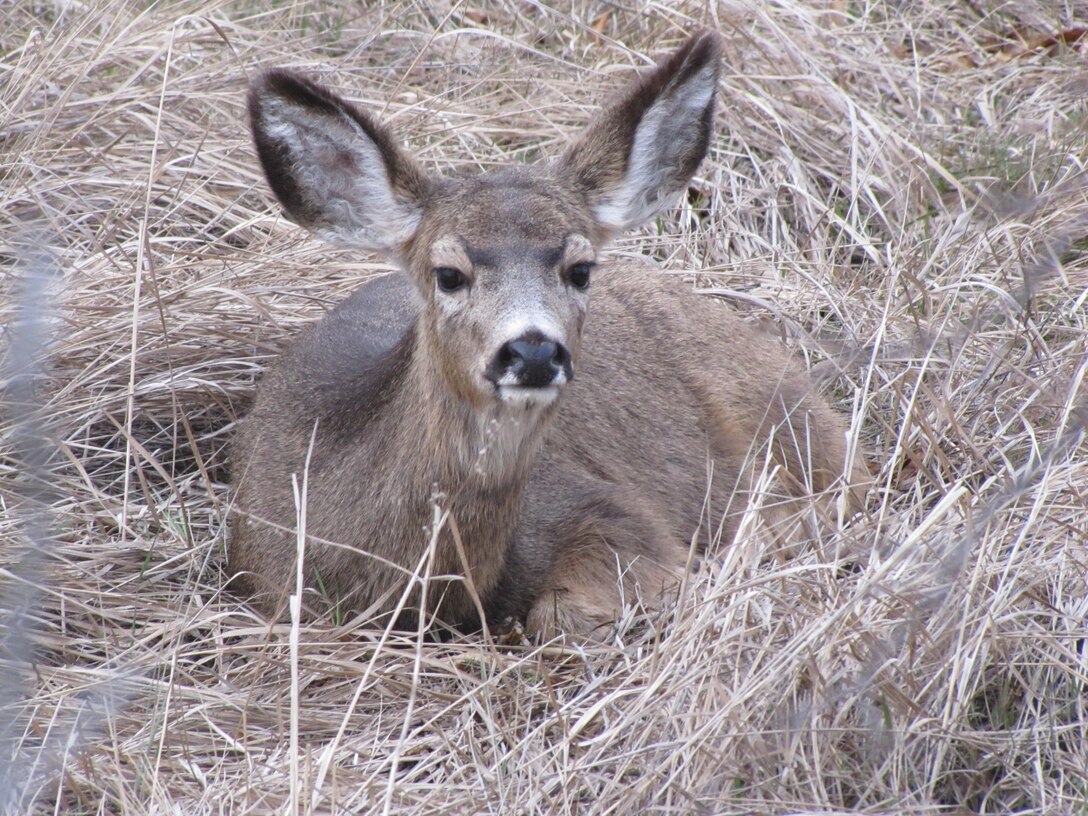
[496,385,560,408]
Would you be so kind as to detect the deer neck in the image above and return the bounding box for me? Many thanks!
[365,322,559,600]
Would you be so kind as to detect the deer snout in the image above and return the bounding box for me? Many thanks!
[487,334,573,391]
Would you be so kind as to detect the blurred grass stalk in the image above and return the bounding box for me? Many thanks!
[1,234,126,811]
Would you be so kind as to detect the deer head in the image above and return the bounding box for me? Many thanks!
[247,32,722,418]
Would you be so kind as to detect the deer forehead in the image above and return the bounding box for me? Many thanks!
[425,169,595,243]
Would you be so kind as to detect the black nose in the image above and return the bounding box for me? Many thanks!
[490,336,572,388]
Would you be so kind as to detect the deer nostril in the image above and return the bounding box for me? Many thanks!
[496,343,515,369]
[552,343,571,370]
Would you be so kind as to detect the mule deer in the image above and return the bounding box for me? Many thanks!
[230,32,866,637]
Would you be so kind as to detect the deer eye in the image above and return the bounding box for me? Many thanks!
[566,262,593,290]
[434,266,467,293]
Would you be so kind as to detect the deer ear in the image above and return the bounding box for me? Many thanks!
[558,32,722,234]
[248,70,430,255]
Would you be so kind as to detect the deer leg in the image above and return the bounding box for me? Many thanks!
[522,483,691,639]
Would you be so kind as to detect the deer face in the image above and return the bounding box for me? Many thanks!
[407,172,597,409]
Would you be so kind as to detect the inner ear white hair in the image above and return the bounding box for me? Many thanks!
[559,32,722,234]
[249,69,430,255]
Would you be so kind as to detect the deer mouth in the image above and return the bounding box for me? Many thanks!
[495,383,561,407]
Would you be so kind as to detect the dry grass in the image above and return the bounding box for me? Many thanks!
[3,0,1087,813]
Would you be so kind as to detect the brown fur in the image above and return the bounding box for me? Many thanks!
[229,32,868,637]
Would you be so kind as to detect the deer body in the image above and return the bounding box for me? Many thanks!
[230,34,866,636]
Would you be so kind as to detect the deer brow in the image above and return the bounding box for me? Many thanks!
[464,244,564,270]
